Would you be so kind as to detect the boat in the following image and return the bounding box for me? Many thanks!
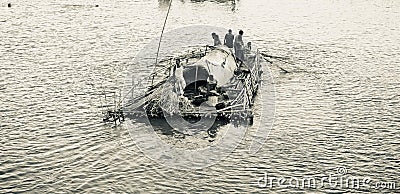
[112,44,263,124]
[102,0,264,126]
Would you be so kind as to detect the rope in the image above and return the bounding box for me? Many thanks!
[120,0,173,105]
[151,0,173,85]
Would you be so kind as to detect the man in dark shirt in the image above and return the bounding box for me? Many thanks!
[211,33,222,46]
[224,29,234,48]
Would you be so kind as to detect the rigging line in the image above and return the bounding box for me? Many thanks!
[151,0,173,85]
[120,1,173,105]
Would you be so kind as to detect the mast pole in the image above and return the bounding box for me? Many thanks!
[151,0,173,85]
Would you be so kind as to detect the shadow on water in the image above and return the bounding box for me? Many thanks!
[190,0,238,11]
[147,116,230,137]
[126,112,250,139]
[159,0,238,11]
[159,0,173,8]
[189,0,236,3]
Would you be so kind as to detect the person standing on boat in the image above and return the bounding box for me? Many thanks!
[211,32,222,46]
[234,30,245,61]
[224,29,234,49]
[174,59,186,96]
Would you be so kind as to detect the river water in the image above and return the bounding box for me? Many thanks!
[1,0,399,193]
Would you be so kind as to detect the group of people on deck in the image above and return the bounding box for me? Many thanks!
[172,29,249,97]
[211,29,246,61]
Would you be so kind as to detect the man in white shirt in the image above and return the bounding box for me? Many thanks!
[174,59,186,96]
[234,30,245,61]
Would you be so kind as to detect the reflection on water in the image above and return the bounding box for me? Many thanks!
[0,0,399,193]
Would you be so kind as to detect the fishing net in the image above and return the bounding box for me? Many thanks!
[156,79,194,115]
